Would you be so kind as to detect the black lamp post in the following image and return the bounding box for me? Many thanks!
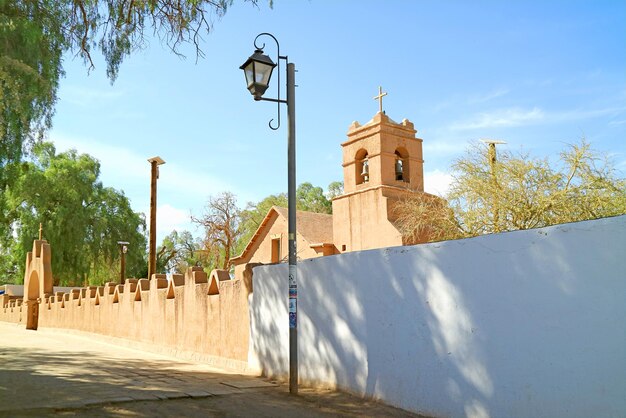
[241,32,299,395]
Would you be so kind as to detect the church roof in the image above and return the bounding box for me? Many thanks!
[230,206,334,265]
[273,207,334,245]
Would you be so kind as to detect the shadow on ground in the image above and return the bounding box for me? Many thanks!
[0,344,429,418]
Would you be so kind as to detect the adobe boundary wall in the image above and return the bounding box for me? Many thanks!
[249,215,626,418]
[0,268,252,371]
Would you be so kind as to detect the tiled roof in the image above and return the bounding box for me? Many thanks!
[231,206,334,264]
[273,207,333,245]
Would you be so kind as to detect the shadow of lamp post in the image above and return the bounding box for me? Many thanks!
[240,32,299,394]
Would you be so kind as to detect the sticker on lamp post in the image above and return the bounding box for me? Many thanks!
[289,266,296,286]
[289,298,297,328]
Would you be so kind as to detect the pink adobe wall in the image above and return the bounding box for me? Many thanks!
[0,267,251,367]
[0,296,24,323]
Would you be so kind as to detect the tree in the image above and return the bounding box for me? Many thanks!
[1,0,265,245]
[2,142,146,285]
[296,182,332,214]
[393,194,461,244]
[394,139,626,242]
[237,191,287,255]
[48,0,264,81]
[192,192,242,270]
[0,1,66,159]
[1,1,68,244]
[1,0,262,148]
[156,230,204,274]
[327,181,344,200]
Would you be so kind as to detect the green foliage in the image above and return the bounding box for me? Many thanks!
[0,1,67,242]
[296,182,332,214]
[395,139,626,242]
[1,142,146,285]
[62,0,261,80]
[156,230,204,274]
[237,192,287,257]
[0,1,66,155]
[449,139,626,235]
[327,181,344,200]
[0,0,263,245]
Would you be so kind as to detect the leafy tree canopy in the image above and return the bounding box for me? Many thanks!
[327,181,344,200]
[394,139,626,243]
[156,229,204,274]
[0,0,264,238]
[1,142,147,285]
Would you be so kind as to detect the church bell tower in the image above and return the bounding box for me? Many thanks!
[332,87,426,253]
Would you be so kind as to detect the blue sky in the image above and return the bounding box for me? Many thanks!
[48,0,626,243]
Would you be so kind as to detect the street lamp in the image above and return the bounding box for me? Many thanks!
[240,48,277,101]
[240,33,299,394]
[117,241,129,285]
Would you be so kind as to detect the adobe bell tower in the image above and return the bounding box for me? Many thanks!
[332,88,428,253]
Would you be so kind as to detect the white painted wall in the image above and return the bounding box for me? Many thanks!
[249,215,626,418]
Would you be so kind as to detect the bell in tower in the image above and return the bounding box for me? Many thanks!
[395,155,404,181]
[362,157,369,183]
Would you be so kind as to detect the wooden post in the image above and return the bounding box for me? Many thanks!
[481,139,506,233]
[147,157,165,280]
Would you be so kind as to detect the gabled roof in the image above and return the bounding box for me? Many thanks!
[231,206,333,265]
[272,207,333,245]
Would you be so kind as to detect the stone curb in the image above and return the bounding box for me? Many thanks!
[0,391,216,415]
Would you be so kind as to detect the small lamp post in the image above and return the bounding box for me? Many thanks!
[240,33,299,394]
[117,241,129,285]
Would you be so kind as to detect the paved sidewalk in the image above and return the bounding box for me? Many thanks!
[0,322,430,417]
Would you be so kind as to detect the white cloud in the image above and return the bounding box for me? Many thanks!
[468,88,510,104]
[424,170,453,197]
[451,105,625,132]
[552,107,626,122]
[138,204,200,244]
[52,134,145,176]
[148,204,193,238]
[423,140,467,157]
[60,85,125,107]
[49,132,235,227]
[451,107,545,130]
